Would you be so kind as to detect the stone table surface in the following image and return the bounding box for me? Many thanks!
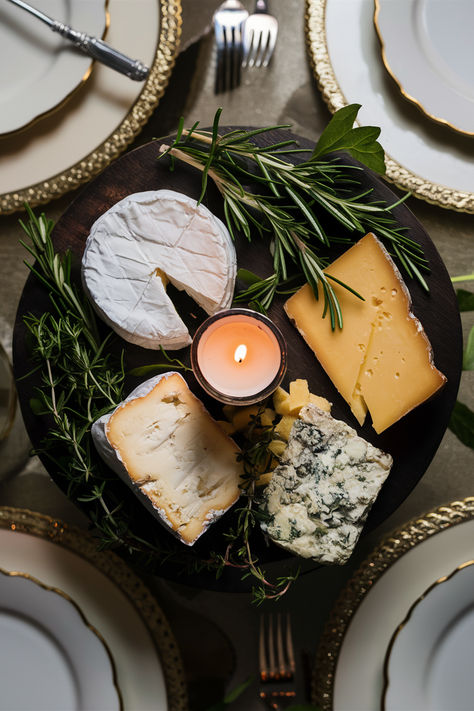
[0,1,473,709]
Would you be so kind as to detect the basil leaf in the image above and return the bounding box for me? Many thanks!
[312,104,386,174]
[456,288,474,312]
[449,401,474,449]
[463,325,474,371]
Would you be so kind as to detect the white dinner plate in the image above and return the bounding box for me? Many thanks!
[0,569,121,710]
[374,0,474,136]
[0,508,188,711]
[383,561,474,711]
[0,0,181,215]
[311,498,474,710]
[305,0,474,212]
[0,0,107,135]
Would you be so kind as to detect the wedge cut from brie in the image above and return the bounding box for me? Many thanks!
[82,190,237,349]
[92,372,243,545]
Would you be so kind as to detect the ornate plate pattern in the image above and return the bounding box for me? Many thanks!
[305,0,474,213]
[0,0,182,215]
[312,497,474,710]
[0,507,188,711]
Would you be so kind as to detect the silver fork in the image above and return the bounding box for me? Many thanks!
[242,0,278,68]
[213,0,249,93]
[259,613,297,710]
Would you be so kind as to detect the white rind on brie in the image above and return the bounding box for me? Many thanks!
[259,404,393,564]
[91,372,243,545]
[82,190,237,350]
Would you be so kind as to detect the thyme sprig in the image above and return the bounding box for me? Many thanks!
[212,407,300,603]
[19,207,297,602]
[159,105,429,327]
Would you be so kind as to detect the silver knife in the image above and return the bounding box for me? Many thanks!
[7,0,150,81]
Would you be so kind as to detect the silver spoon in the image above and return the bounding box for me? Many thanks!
[6,0,150,81]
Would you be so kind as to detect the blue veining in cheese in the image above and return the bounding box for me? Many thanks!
[259,404,393,564]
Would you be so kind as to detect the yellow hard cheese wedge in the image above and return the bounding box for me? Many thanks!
[284,233,447,433]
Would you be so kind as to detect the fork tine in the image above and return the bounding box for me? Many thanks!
[276,613,286,678]
[268,613,277,678]
[260,24,277,67]
[285,613,296,677]
[259,615,269,681]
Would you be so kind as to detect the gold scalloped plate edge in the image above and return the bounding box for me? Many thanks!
[380,559,474,711]
[0,0,111,141]
[304,0,474,214]
[0,507,189,711]
[0,0,182,216]
[0,567,124,710]
[310,497,474,710]
[373,0,474,139]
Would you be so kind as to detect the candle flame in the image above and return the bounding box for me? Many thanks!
[234,344,247,363]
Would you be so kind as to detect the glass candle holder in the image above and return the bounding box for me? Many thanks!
[191,308,287,406]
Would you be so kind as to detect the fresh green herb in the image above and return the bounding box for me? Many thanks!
[449,401,474,449]
[19,207,297,602]
[463,326,474,371]
[128,346,192,377]
[211,406,300,603]
[205,677,253,711]
[449,275,474,449]
[456,288,474,312]
[158,106,429,328]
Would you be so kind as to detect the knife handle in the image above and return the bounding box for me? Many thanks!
[52,22,150,81]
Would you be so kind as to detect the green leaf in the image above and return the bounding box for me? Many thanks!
[312,104,386,174]
[448,401,474,449]
[204,677,253,711]
[456,289,474,312]
[237,268,263,286]
[30,397,45,415]
[463,325,474,370]
[287,705,323,711]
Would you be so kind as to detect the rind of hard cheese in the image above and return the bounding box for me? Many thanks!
[91,372,242,545]
[259,404,393,564]
[82,190,236,350]
[284,233,446,433]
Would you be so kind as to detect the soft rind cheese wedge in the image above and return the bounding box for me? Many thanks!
[284,233,446,433]
[259,404,393,564]
[82,190,237,350]
[91,372,243,545]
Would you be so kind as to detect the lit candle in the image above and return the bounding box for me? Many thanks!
[191,309,287,405]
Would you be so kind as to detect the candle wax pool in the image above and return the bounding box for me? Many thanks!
[196,318,282,398]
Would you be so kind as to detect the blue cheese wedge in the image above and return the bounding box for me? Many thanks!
[259,404,392,564]
[82,190,236,350]
[92,372,242,545]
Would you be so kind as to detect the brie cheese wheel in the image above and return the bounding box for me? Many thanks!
[82,190,237,349]
[259,404,392,564]
[92,372,243,545]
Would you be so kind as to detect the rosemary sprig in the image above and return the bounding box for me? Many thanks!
[159,106,429,328]
[19,208,296,601]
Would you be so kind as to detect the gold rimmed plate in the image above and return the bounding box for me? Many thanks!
[374,0,474,137]
[0,508,188,711]
[305,0,474,213]
[0,0,108,136]
[383,561,474,711]
[0,568,122,710]
[312,498,474,710]
[0,0,182,215]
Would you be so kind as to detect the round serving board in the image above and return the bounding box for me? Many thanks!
[12,129,462,591]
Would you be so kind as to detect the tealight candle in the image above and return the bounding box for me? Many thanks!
[191,309,287,405]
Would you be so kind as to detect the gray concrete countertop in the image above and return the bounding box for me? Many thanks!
[0,2,473,709]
